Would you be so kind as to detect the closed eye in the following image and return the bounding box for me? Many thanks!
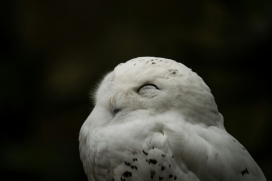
[113,108,121,115]
[137,84,159,92]
[138,84,160,98]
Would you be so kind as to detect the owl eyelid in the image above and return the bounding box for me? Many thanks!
[137,84,159,92]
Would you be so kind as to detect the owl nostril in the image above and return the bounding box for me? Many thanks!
[113,108,121,115]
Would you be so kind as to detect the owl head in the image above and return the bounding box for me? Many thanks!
[91,57,224,128]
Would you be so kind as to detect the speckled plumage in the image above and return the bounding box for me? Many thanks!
[79,57,266,181]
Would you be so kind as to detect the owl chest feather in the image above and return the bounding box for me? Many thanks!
[82,115,199,181]
[81,115,265,181]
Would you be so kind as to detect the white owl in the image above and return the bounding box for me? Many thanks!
[79,57,266,181]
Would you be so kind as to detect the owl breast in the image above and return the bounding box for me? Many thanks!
[81,111,198,181]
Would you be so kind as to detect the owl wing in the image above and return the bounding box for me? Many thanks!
[163,122,267,181]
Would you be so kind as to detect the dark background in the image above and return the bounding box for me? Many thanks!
[1,1,271,181]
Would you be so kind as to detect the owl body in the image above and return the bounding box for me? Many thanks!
[79,57,266,181]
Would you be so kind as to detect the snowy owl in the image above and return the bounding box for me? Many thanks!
[79,57,266,181]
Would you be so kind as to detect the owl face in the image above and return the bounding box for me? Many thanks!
[93,57,222,127]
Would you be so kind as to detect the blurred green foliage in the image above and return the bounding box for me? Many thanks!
[1,0,271,181]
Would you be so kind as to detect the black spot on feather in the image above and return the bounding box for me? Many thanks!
[149,159,157,165]
[150,170,155,180]
[161,166,165,171]
[124,161,131,166]
[143,150,148,155]
[241,168,249,175]
[122,171,132,178]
